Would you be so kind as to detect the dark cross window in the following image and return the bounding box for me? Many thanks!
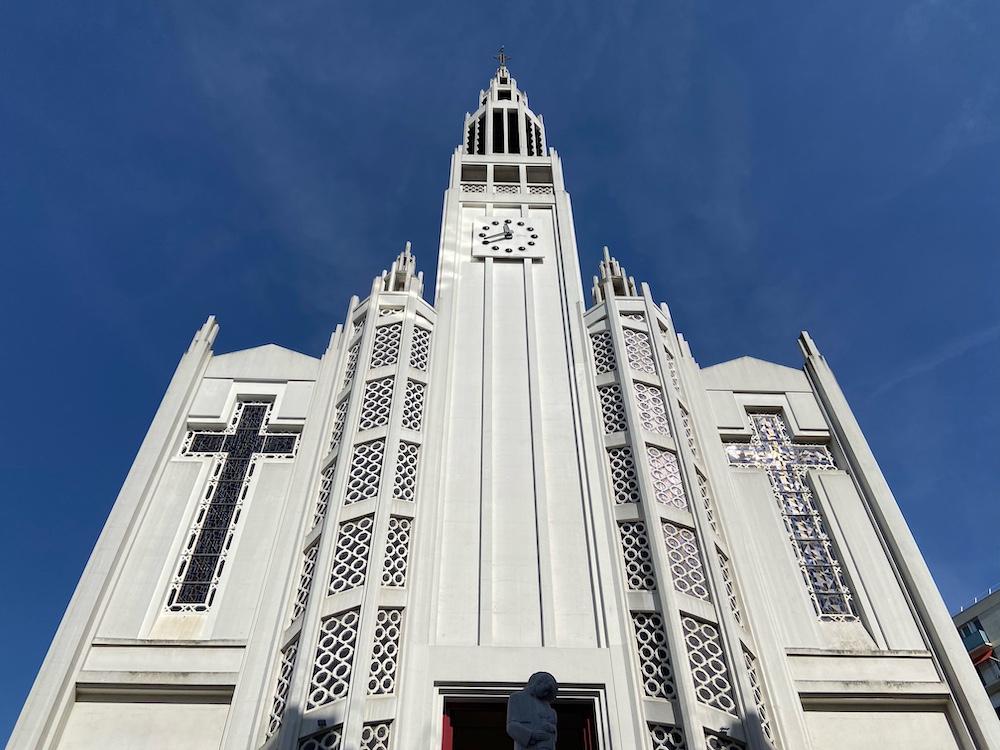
[168,400,299,612]
[724,412,857,621]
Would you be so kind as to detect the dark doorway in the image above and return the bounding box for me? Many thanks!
[443,699,597,750]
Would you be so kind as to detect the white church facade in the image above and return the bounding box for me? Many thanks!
[9,61,1000,750]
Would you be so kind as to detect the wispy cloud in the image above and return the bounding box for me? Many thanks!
[868,321,1000,398]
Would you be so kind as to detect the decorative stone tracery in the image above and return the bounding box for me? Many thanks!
[344,440,385,505]
[308,609,360,709]
[631,612,676,699]
[607,446,641,504]
[171,400,298,612]
[682,617,736,714]
[726,412,856,620]
[649,724,686,750]
[329,516,374,595]
[367,609,402,694]
[618,521,657,591]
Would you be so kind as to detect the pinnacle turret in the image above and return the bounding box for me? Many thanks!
[592,246,639,302]
[381,241,423,295]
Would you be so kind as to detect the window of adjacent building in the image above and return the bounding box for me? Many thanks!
[959,619,984,638]
[979,659,1000,687]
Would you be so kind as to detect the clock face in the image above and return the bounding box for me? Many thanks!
[471,216,547,260]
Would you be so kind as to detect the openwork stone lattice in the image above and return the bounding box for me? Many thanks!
[378,306,402,317]
[607,446,641,504]
[590,330,617,374]
[410,327,431,371]
[343,342,360,392]
[308,609,360,709]
[719,552,743,626]
[649,724,686,750]
[623,328,656,374]
[171,401,298,612]
[401,379,426,431]
[706,733,746,750]
[461,182,487,193]
[368,609,402,694]
[621,312,645,323]
[359,378,394,431]
[312,465,335,529]
[598,383,627,433]
[393,442,420,502]
[266,641,297,738]
[634,382,671,435]
[618,521,656,591]
[681,616,736,714]
[291,545,319,622]
[345,440,385,505]
[361,723,392,750]
[697,472,718,534]
[370,323,402,368]
[665,349,681,394]
[632,612,676,699]
[662,522,711,601]
[744,648,774,744]
[329,516,374,595]
[679,405,698,457]
[329,399,349,453]
[382,516,411,586]
[725,412,856,620]
[299,725,343,750]
[496,183,520,194]
[647,446,688,510]
[527,184,554,194]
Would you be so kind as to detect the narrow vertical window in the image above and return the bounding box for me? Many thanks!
[492,110,505,153]
[476,114,486,155]
[507,109,520,154]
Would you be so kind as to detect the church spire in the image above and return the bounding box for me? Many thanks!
[462,49,546,157]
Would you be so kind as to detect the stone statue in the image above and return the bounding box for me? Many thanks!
[506,672,558,750]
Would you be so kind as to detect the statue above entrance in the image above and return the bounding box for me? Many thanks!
[506,672,558,749]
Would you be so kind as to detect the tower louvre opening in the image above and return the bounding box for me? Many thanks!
[491,109,504,153]
[507,109,520,154]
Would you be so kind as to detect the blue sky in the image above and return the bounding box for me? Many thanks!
[1,0,997,740]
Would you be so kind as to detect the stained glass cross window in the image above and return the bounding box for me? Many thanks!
[725,412,857,621]
[168,400,299,611]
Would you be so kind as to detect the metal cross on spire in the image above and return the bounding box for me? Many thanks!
[494,46,511,69]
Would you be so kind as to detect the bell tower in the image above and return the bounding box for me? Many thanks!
[395,54,776,749]
[422,52,599,650]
